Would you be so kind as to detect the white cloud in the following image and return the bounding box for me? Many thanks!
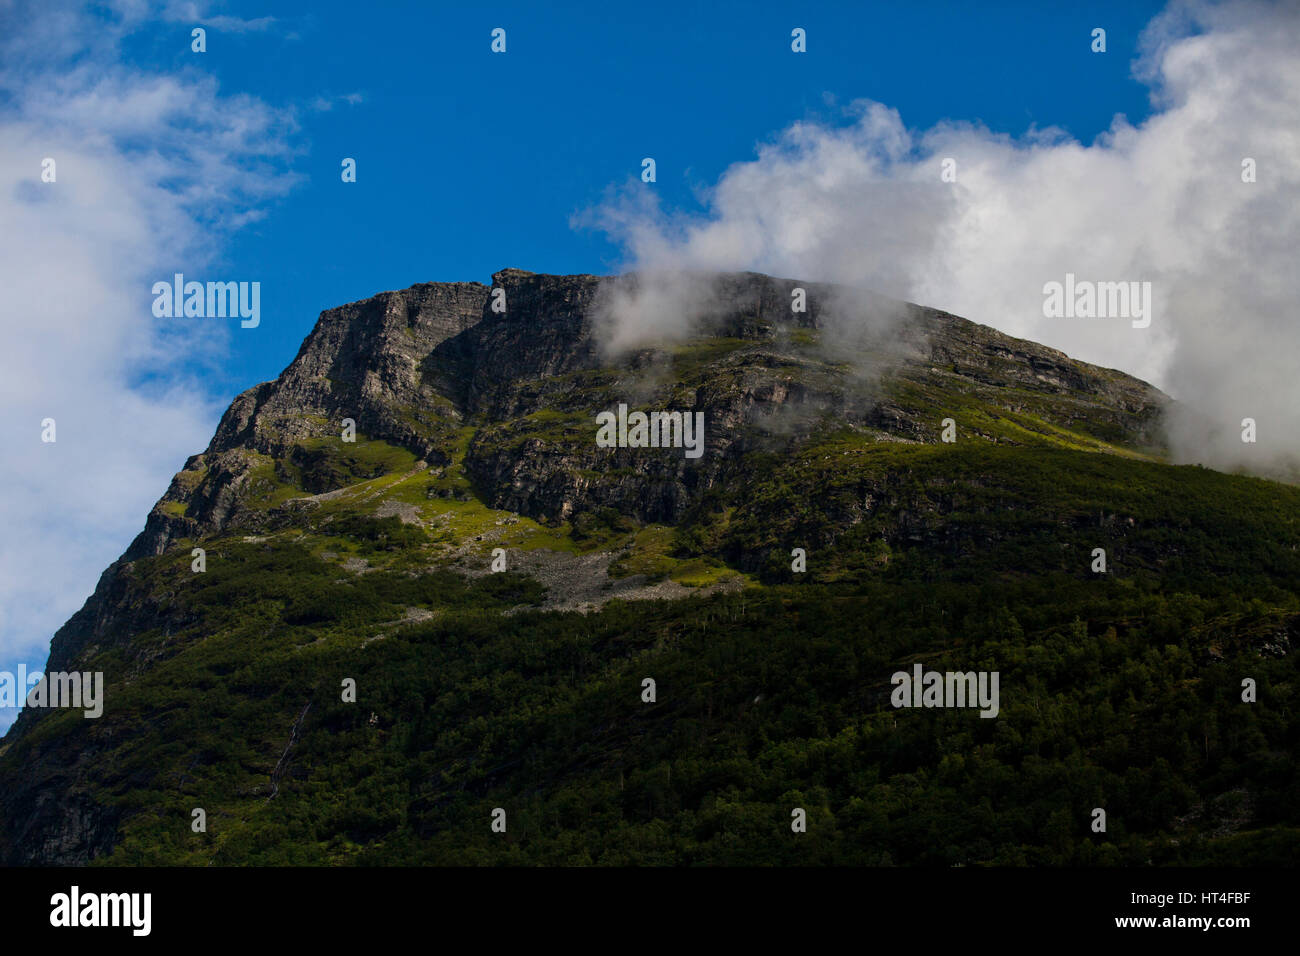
[585,0,1300,476]
[0,0,296,731]
[157,1,277,32]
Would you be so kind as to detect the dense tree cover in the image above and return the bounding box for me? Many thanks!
[4,438,1298,866]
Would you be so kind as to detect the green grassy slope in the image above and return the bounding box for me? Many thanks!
[3,417,1296,865]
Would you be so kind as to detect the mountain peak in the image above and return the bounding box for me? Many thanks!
[491,267,538,283]
[106,268,1166,568]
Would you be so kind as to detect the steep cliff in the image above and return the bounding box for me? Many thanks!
[126,267,1166,554]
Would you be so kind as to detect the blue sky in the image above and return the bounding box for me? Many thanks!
[149,0,1165,395]
[7,0,1300,734]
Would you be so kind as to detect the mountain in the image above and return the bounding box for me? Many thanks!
[2,268,1297,866]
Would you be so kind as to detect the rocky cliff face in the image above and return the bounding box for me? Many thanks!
[125,280,491,559]
[124,267,1166,557]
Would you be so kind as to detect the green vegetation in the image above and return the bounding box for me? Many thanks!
[1,432,1295,866]
[3,326,1296,867]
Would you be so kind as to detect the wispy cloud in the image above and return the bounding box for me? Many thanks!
[310,91,366,112]
[158,1,276,32]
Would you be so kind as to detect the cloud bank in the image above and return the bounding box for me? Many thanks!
[0,0,296,731]
[584,0,1300,476]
